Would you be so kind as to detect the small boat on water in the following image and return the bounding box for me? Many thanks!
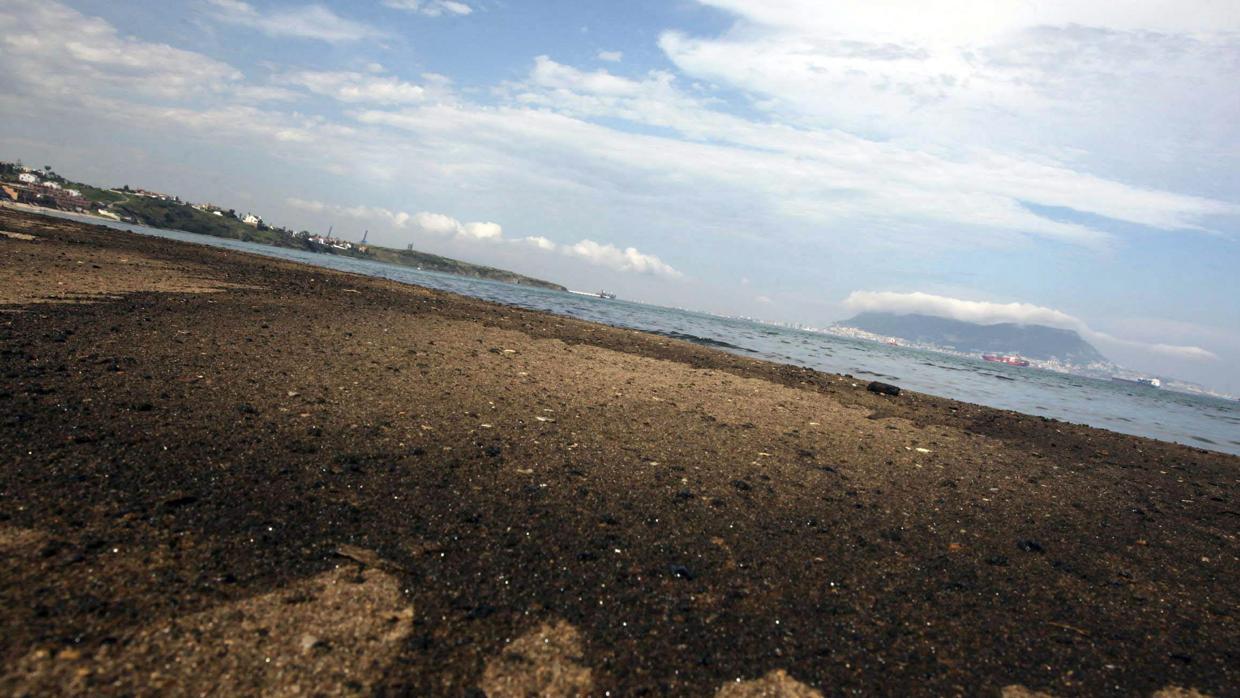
[597,290,617,300]
[982,354,1030,367]
[1112,376,1161,388]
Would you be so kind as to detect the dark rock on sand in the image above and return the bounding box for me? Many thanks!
[867,381,901,396]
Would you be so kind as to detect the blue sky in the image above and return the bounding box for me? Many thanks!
[1,0,1238,391]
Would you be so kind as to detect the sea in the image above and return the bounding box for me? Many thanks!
[43,211,1240,457]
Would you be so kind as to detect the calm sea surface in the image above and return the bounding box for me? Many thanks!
[49,211,1240,457]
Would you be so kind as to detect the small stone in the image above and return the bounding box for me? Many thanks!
[1016,539,1044,553]
[866,381,900,396]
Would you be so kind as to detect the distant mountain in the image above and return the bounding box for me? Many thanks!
[838,312,1107,364]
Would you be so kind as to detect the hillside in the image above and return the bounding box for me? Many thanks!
[114,196,295,247]
[112,197,566,291]
[838,312,1107,363]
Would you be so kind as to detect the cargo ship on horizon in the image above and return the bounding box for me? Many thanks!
[982,354,1031,367]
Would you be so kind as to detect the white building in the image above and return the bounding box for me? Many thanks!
[17,173,39,184]
[65,189,81,198]
[241,213,261,226]
[42,181,62,190]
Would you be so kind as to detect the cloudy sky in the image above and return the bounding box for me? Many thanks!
[1,0,1238,391]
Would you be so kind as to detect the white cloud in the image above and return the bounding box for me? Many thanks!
[231,85,303,102]
[527,55,660,98]
[597,50,623,63]
[288,199,495,239]
[286,197,680,277]
[843,290,1218,361]
[563,240,682,278]
[463,221,503,240]
[844,291,1082,329]
[360,92,1231,254]
[0,0,242,101]
[521,235,557,251]
[689,0,1240,39]
[663,1,1240,193]
[281,71,427,105]
[381,0,473,17]
[206,0,384,42]
[502,57,1233,247]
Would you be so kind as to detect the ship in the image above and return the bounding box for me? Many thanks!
[597,290,617,300]
[1111,376,1161,388]
[982,354,1030,367]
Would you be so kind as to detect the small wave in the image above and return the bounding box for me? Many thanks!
[653,330,753,352]
[1191,435,1218,445]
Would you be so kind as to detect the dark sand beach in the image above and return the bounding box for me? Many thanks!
[1,207,1236,696]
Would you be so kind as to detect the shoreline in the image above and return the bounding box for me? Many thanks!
[2,207,1237,696]
[22,205,1240,457]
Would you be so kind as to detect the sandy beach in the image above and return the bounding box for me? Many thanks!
[1,207,1236,696]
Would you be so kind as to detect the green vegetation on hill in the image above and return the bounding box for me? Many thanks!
[115,197,294,246]
[74,184,126,204]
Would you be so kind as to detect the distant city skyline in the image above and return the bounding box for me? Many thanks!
[1,0,1237,392]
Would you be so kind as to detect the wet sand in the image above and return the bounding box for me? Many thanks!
[1,207,1236,696]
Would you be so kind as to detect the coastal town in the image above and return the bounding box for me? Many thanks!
[0,160,364,248]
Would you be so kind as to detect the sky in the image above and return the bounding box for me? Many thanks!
[1,0,1238,392]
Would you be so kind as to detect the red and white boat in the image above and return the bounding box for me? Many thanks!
[982,354,1030,367]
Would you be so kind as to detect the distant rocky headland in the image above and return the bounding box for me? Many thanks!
[836,311,1107,364]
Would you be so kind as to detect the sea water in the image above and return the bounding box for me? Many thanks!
[44,212,1240,457]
